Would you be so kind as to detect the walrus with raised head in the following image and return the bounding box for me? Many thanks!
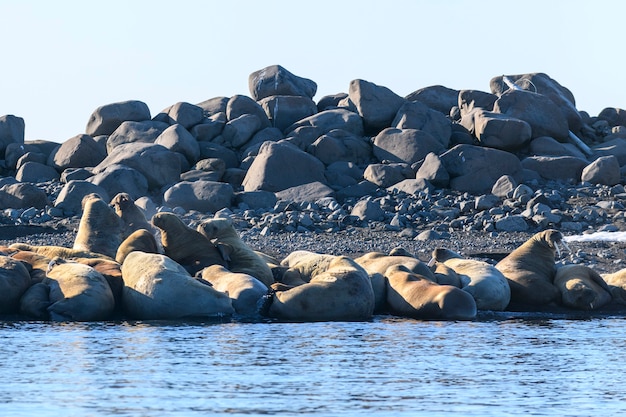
[554,264,612,310]
[115,228,160,264]
[110,192,154,238]
[151,212,227,275]
[432,248,511,311]
[197,217,274,287]
[385,264,477,320]
[73,193,125,259]
[495,229,566,306]
[262,255,375,322]
[44,258,116,321]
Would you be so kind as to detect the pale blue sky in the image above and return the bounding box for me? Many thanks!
[0,0,623,142]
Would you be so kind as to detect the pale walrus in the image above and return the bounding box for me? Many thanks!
[495,229,566,306]
[0,255,32,314]
[261,255,375,322]
[121,251,234,320]
[432,248,511,311]
[197,217,274,287]
[151,212,227,275]
[198,264,268,316]
[73,193,125,259]
[384,264,477,320]
[601,268,626,305]
[110,192,154,238]
[554,264,612,310]
[9,243,115,261]
[44,258,116,321]
[115,228,160,264]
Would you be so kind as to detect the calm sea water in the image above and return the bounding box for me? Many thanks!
[0,314,625,417]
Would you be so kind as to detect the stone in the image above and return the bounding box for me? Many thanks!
[48,134,106,171]
[61,168,93,183]
[493,89,569,140]
[591,138,626,165]
[226,95,271,129]
[307,129,372,166]
[491,175,517,198]
[196,96,229,116]
[414,152,449,189]
[242,127,285,156]
[191,113,226,141]
[197,142,239,169]
[235,190,277,209]
[93,143,181,190]
[15,162,60,183]
[88,164,149,201]
[258,95,318,133]
[458,89,497,117]
[285,108,364,138]
[154,124,201,165]
[335,180,380,201]
[581,155,621,186]
[475,194,501,211]
[387,178,433,196]
[597,107,626,127]
[0,115,25,155]
[461,109,532,151]
[85,100,151,137]
[275,181,335,203]
[521,156,588,182]
[242,141,327,192]
[392,101,451,148]
[530,136,587,158]
[317,93,348,111]
[440,144,523,194]
[248,64,317,101]
[0,182,48,209]
[351,198,385,221]
[53,180,109,215]
[349,79,406,133]
[162,180,234,213]
[165,102,204,129]
[106,120,169,153]
[222,114,263,148]
[363,163,412,188]
[16,152,47,170]
[372,128,445,164]
[405,85,459,115]
[495,215,529,232]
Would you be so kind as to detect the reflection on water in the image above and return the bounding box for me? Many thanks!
[0,316,625,416]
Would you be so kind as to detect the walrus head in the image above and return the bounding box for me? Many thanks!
[110,192,133,212]
[536,229,570,258]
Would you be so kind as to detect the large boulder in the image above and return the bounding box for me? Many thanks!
[0,115,25,157]
[285,108,364,138]
[493,89,569,140]
[163,102,204,129]
[106,120,169,153]
[154,124,200,165]
[226,95,271,129]
[48,134,107,171]
[5,140,59,170]
[521,156,588,182]
[93,143,181,190]
[440,144,523,194]
[415,152,450,188]
[349,79,406,133]
[163,180,234,213]
[248,64,317,101]
[88,164,149,201]
[0,182,49,209]
[458,89,498,117]
[54,180,110,215]
[85,100,151,137]
[242,141,327,192]
[405,85,459,115]
[461,109,532,151]
[15,162,60,183]
[363,163,412,188]
[581,155,621,186]
[258,95,318,132]
[372,128,445,165]
[307,129,372,166]
[191,113,226,142]
[392,101,452,148]
[274,181,335,203]
[222,114,263,149]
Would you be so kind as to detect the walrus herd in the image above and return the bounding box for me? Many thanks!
[1,192,626,322]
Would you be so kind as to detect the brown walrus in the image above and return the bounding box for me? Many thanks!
[554,264,612,310]
[73,193,125,259]
[115,228,160,264]
[495,229,566,306]
[151,212,227,275]
[110,192,154,238]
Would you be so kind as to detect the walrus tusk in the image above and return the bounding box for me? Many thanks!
[427,257,436,267]
[554,240,571,259]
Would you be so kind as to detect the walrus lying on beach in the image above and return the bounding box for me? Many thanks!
[554,264,612,310]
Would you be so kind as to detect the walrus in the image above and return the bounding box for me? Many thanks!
[71,257,124,311]
[554,264,612,310]
[44,258,116,321]
[495,229,566,306]
[121,251,234,320]
[115,228,160,264]
[261,255,375,322]
[0,255,32,314]
[280,250,338,283]
[110,192,154,238]
[9,243,115,261]
[73,193,125,259]
[11,250,52,283]
[19,282,50,319]
[151,212,227,275]
[385,264,477,320]
[197,217,274,287]
[602,268,626,305]
[432,248,511,311]
[198,264,268,316]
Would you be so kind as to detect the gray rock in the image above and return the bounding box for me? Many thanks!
[235,190,277,209]
[285,108,364,138]
[275,181,335,203]
[458,89,497,117]
[154,124,200,165]
[85,100,151,137]
[248,65,317,101]
[461,109,532,150]
[196,96,229,116]
[0,115,25,155]
[307,129,372,166]
[197,142,239,169]
[495,215,528,232]
[165,102,204,129]
[226,95,271,129]
[387,178,433,196]
[521,156,588,182]
[242,127,285,156]
[373,128,446,165]
[60,168,93,183]
[106,120,169,153]
[191,113,226,142]
[15,162,60,183]
[491,175,517,198]
[363,163,412,188]
[597,107,626,127]
[351,198,385,221]
[392,101,451,148]
[259,95,318,133]
[349,79,406,133]
[94,143,181,190]
[242,141,327,192]
[405,85,459,115]
[222,114,263,148]
[0,182,48,209]
[162,180,234,213]
[48,134,106,171]
[335,180,380,200]
[414,152,449,189]
[317,93,348,111]
[16,152,47,171]
[581,155,621,186]
[592,138,626,165]
[88,164,149,201]
[530,136,587,158]
[54,180,109,215]
[475,194,501,211]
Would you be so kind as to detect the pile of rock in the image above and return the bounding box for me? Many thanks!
[1,65,626,236]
